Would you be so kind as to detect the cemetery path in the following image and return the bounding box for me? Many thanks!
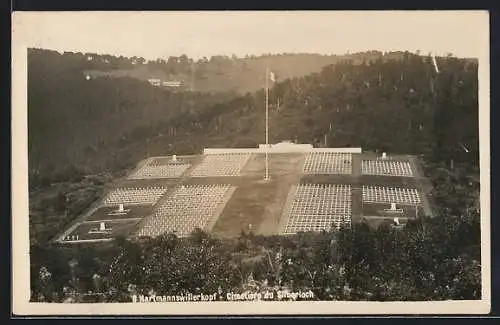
[408,156,435,218]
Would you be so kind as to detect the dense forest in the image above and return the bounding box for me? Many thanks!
[31,212,480,303]
[27,49,481,302]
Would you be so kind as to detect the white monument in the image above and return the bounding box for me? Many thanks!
[108,203,129,216]
[100,222,106,231]
[382,152,387,159]
[172,154,177,162]
[384,202,402,214]
[394,217,400,226]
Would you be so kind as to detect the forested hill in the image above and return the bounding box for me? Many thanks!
[28,49,478,188]
[30,48,396,94]
[166,53,478,161]
[28,49,236,185]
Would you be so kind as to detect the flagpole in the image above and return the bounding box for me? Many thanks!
[265,67,269,181]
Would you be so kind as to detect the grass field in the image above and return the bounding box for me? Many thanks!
[85,205,153,221]
[65,219,140,240]
[212,153,305,237]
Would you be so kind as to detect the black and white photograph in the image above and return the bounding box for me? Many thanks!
[12,11,490,315]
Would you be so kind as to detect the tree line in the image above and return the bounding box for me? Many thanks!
[30,209,480,302]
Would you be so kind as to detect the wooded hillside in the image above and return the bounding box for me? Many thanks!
[28,49,478,189]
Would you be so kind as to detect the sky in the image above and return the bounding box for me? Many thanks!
[13,11,488,60]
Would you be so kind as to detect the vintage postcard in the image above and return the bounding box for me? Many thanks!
[12,11,490,315]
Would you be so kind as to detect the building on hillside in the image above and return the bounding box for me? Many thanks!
[148,78,184,88]
[148,78,162,86]
[162,81,183,88]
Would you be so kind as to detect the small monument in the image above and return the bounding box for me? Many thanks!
[394,217,400,226]
[382,152,387,159]
[100,222,106,231]
[172,154,177,162]
[108,203,129,216]
[384,202,403,214]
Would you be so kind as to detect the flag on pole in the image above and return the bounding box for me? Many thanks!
[431,53,440,74]
[264,68,273,181]
[269,71,277,82]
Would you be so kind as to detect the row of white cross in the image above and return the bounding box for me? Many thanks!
[129,164,191,179]
[302,153,415,177]
[362,186,422,205]
[135,184,234,238]
[128,153,415,180]
[362,160,414,177]
[128,153,251,180]
[97,183,422,238]
[284,184,352,234]
[102,186,168,206]
[284,215,351,235]
[303,153,352,174]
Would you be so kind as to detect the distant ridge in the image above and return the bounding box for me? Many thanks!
[30,48,468,94]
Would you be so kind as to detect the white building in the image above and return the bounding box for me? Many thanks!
[162,81,183,88]
[148,78,162,86]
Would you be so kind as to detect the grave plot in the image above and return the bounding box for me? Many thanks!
[85,205,153,221]
[129,158,191,179]
[101,186,168,206]
[362,160,414,177]
[303,153,352,175]
[189,154,250,177]
[135,184,234,238]
[362,185,422,205]
[362,202,422,219]
[283,184,352,235]
[61,219,140,242]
